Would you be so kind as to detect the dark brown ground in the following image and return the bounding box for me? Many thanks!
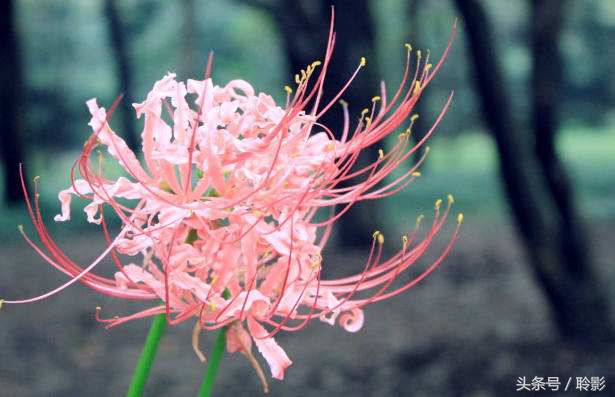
[1,220,614,396]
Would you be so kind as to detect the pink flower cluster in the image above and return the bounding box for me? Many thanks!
[8,20,461,383]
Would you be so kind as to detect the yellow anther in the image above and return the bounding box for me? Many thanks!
[404,43,412,52]
[294,74,300,84]
[416,214,424,225]
[413,81,422,95]
[410,114,419,122]
[33,175,40,183]
[301,69,307,80]
[360,57,367,67]
[284,85,293,94]
[309,253,323,264]
[208,301,217,312]
[326,142,335,152]
[159,180,172,193]
[312,60,322,67]
[310,253,323,268]
[377,233,384,245]
[372,230,381,239]
[402,235,409,248]
[361,108,369,116]
[448,194,454,204]
[252,210,264,217]
[457,213,464,224]
[425,146,431,154]
[18,224,24,233]
[211,274,218,285]
[425,63,432,71]
[372,96,381,103]
[411,171,421,177]
[339,99,348,107]
[378,149,384,159]
[417,49,422,59]
[435,198,442,210]
[95,305,101,311]
[0,299,4,310]
[365,117,372,127]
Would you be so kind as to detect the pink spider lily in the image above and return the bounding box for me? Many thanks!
[4,13,461,388]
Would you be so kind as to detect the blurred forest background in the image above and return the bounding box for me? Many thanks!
[1,0,615,396]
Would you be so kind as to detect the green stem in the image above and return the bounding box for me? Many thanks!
[126,313,167,397]
[198,327,227,397]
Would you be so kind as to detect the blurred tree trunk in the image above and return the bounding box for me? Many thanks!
[180,0,197,79]
[0,0,28,204]
[455,0,612,342]
[240,0,380,248]
[104,0,139,152]
[531,0,611,342]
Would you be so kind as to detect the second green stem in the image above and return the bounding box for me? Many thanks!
[198,326,228,397]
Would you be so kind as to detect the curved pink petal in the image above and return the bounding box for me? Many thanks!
[247,316,292,380]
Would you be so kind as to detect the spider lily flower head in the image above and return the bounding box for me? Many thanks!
[5,14,461,387]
